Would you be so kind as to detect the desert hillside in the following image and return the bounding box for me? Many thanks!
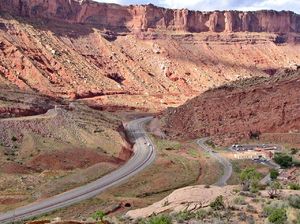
[0,86,133,212]
[0,0,299,111]
[1,1,300,223]
[161,69,300,145]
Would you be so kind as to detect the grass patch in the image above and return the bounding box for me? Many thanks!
[197,158,223,185]
[139,214,172,224]
[151,136,182,151]
[205,139,216,149]
[44,135,201,220]
[234,196,247,205]
[109,152,200,198]
[227,159,270,185]
[188,149,200,158]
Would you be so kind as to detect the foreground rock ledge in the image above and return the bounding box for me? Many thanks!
[125,185,236,219]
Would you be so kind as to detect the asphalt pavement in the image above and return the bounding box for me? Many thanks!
[197,138,282,186]
[196,138,233,186]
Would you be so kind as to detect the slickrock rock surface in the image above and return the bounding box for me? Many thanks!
[161,69,300,145]
[126,186,300,223]
[126,185,236,219]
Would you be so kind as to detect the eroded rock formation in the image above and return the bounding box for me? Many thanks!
[0,0,300,111]
[0,0,299,33]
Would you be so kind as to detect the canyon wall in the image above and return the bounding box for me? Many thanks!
[0,0,300,112]
[0,0,299,33]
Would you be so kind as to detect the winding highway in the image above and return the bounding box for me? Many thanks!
[196,138,233,186]
[0,116,156,224]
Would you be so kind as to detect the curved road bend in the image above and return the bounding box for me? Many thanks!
[196,138,233,186]
[197,138,282,186]
[0,117,156,224]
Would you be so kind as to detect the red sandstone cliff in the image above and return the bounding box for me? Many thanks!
[0,0,299,33]
[0,0,300,112]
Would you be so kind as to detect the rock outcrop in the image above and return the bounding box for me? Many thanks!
[0,0,299,33]
[161,70,300,145]
[0,0,300,111]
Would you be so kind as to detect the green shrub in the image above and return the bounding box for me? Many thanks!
[195,209,209,220]
[274,153,293,168]
[263,200,288,217]
[268,208,287,224]
[291,148,299,155]
[288,183,300,190]
[270,169,279,180]
[239,168,261,191]
[234,196,246,205]
[250,180,260,193]
[91,210,105,221]
[288,194,300,209]
[140,215,172,224]
[233,188,240,194]
[210,195,225,210]
[175,211,194,223]
[11,136,17,142]
[205,140,216,148]
[293,160,300,167]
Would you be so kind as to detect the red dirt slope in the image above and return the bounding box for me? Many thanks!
[161,69,300,145]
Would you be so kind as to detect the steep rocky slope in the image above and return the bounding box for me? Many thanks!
[0,86,132,211]
[0,101,131,211]
[0,0,299,111]
[161,69,300,145]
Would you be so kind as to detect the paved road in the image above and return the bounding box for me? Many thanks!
[197,138,282,186]
[228,143,282,185]
[196,138,233,186]
[0,117,156,224]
